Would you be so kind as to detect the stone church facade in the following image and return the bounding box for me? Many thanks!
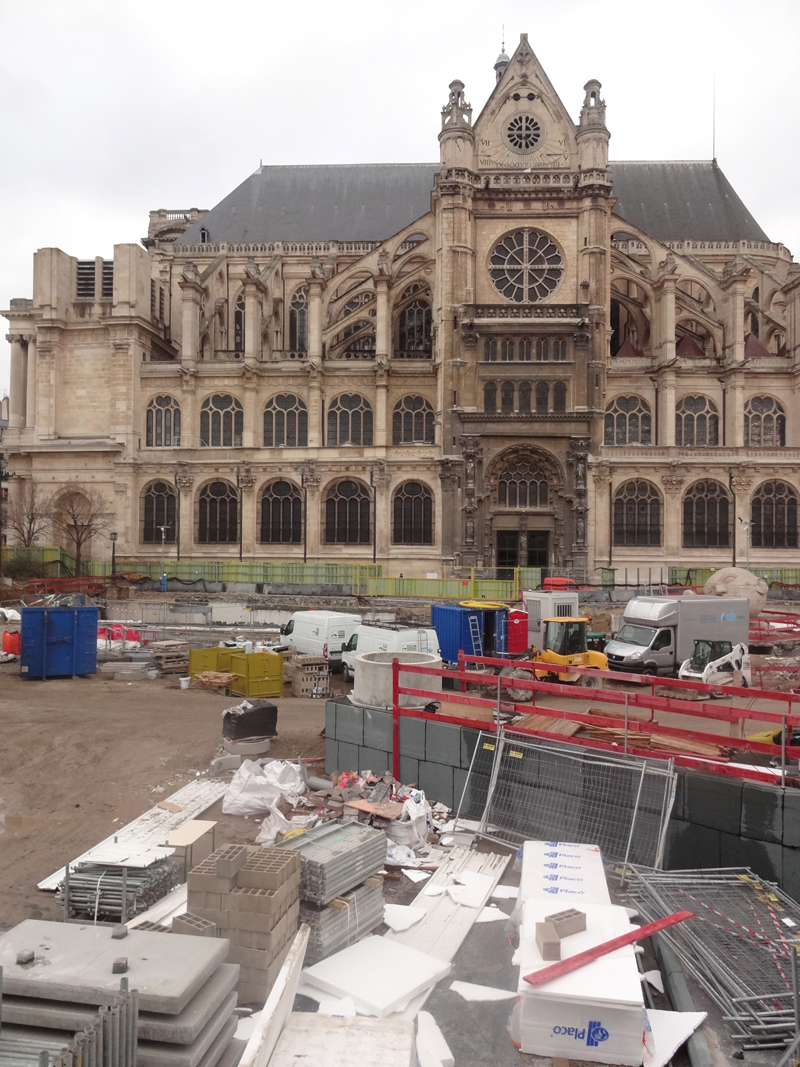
[3,36,799,579]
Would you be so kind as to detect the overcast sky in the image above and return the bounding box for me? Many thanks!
[1,0,798,396]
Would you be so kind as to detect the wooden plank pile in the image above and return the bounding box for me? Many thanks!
[148,640,189,675]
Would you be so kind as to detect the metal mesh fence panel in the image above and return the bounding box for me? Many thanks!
[625,867,800,1052]
[456,730,675,869]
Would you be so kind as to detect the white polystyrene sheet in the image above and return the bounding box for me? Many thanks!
[126,883,188,928]
[514,902,644,1009]
[519,840,610,907]
[39,779,228,890]
[383,905,426,932]
[643,1009,707,1067]
[491,885,519,900]
[450,981,517,1002]
[302,937,451,1018]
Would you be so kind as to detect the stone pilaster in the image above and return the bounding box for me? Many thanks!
[7,333,26,429]
[24,334,37,433]
[178,264,204,369]
[302,466,322,556]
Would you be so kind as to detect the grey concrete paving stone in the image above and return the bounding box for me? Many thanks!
[685,773,743,835]
[190,1015,238,1067]
[137,964,240,1043]
[663,821,722,870]
[137,994,237,1067]
[362,708,392,751]
[741,781,783,844]
[783,790,800,848]
[336,740,359,772]
[719,832,783,884]
[399,755,419,786]
[335,705,363,746]
[324,736,338,775]
[418,761,454,809]
[425,720,461,767]
[357,746,390,774]
[399,715,425,759]
[0,921,229,1014]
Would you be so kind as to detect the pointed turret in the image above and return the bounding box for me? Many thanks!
[439,80,475,170]
[576,79,611,186]
[493,46,510,83]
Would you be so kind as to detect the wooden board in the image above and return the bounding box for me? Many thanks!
[514,714,582,737]
[342,799,404,821]
[161,819,216,848]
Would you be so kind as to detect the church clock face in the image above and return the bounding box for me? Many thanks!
[478,97,570,169]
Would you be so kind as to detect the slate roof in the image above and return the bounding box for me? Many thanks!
[177,163,438,244]
[177,160,769,246]
[609,161,770,242]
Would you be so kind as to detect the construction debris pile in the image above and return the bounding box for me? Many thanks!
[187,843,301,1005]
[0,920,241,1067]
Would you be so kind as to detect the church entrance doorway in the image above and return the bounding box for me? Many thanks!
[496,531,518,580]
[527,530,549,568]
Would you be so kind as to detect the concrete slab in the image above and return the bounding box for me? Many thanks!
[194,1015,238,1067]
[1,964,240,1044]
[138,994,237,1067]
[0,921,229,1014]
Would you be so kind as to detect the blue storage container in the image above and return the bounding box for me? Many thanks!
[431,604,508,663]
[20,606,99,680]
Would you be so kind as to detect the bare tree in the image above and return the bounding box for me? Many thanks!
[4,480,54,546]
[50,485,113,575]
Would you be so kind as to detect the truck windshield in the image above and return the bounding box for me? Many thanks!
[544,621,586,656]
[345,634,358,651]
[690,640,733,670]
[615,624,656,647]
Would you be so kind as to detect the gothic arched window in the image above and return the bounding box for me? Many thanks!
[519,339,532,362]
[484,338,497,362]
[745,396,786,447]
[392,396,435,444]
[501,381,515,414]
[553,382,567,413]
[675,395,719,446]
[500,338,515,362]
[198,481,238,543]
[260,480,302,544]
[398,300,432,355]
[536,339,549,362]
[604,396,652,445]
[263,394,308,447]
[146,395,181,447]
[682,480,731,548]
[142,481,176,544]
[325,480,371,544]
[535,381,549,414]
[327,394,373,446]
[234,293,245,352]
[518,381,532,414]
[484,383,497,414]
[752,481,799,549]
[200,394,243,447]
[289,287,307,353]
[552,338,567,361]
[393,481,433,545]
[498,460,548,508]
[613,481,662,546]
[489,229,564,303]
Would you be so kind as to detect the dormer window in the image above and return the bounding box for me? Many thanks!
[199,227,209,243]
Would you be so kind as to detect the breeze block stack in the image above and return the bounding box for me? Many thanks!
[186,845,300,1004]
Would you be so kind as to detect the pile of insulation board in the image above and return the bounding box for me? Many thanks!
[0,921,242,1067]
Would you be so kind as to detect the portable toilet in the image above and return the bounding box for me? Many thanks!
[430,602,508,664]
[507,609,529,654]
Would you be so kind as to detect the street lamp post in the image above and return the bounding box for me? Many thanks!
[157,523,172,589]
[110,531,117,575]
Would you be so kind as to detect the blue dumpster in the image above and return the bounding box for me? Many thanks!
[20,606,99,680]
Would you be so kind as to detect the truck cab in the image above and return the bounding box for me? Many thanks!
[605,622,675,675]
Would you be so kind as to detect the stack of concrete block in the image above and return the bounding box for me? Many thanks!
[0,920,243,1067]
[187,844,300,1005]
[290,655,329,697]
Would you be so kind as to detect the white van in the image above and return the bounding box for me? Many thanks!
[280,611,362,671]
[341,624,440,683]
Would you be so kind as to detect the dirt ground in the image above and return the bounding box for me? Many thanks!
[0,662,330,931]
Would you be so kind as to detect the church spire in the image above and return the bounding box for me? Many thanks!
[493,37,510,83]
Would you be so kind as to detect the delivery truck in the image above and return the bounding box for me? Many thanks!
[604,595,750,677]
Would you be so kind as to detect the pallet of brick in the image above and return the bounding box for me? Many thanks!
[300,877,385,963]
[187,845,300,1006]
[275,820,386,905]
[289,656,329,698]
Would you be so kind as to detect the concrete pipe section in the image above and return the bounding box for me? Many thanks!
[352,651,442,710]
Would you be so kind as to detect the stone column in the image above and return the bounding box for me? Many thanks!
[590,462,612,568]
[307,279,323,360]
[7,333,26,429]
[661,372,676,446]
[238,467,257,558]
[178,264,203,369]
[174,467,195,559]
[375,275,390,360]
[24,334,37,432]
[373,464,391,562]
[302,467,322,559]
[243,277,262,362]
[653,265,677,367]
[306,365,322,448]
[242,374,258,449]
[661,471,685,563]
[721,261,749,365]
[374,365,389,447]
[728,371,745,447]
[731,469,754,564]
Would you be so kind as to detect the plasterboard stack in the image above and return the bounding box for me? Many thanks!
[0,920,242,1067]
[276,820,386,960]
[289,655,330,698]
[187,845,301,1005]
[299,877,385,964]
[510,841,646,1066]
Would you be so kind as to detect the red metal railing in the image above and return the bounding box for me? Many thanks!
[390,656,800,787]
[749,610,800,643]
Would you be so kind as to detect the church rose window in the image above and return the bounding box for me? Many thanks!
[505,114,542,152]
[489,229,563,303]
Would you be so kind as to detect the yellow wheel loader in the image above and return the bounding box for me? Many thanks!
[531,616,608,683]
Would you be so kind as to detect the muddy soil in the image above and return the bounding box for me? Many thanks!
[0,663,329,931]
